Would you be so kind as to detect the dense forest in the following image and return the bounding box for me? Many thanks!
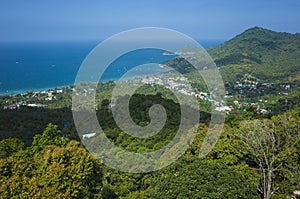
[1,27,300,198]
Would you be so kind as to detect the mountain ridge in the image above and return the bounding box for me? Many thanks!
[208,26,300,64]
[206,26,300,83]
[164,27,300,84]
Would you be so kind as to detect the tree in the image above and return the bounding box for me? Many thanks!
[31,123,68,152]
[0,124,103,198]
[237,118,299,199]
[0,140,103,198]
[204,125,257,176]
[154,158,259,199]
[0,138,25,158]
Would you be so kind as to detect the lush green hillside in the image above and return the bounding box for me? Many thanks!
[208,27,300,83]
[1,27,300,198]
[165,27,300,85]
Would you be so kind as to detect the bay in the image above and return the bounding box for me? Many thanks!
[0,40,223,95]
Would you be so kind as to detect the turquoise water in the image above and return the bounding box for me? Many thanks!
[0,40,223,95]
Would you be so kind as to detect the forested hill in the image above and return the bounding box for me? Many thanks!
[207,27,300,83]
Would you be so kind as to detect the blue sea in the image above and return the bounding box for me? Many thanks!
[0,40,223,95]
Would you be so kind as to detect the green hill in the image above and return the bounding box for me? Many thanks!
[207,27,300,83]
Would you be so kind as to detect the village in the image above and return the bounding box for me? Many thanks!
[1,88,65,110]
[133,72,293,115]
[1,72,293,116]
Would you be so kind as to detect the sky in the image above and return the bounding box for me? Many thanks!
[0,0,300,41]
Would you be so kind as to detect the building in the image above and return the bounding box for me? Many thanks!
[82,133,96,139]
[27,104,47,108]
[3,105,17,110]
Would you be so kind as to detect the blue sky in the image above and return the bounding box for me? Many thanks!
[0,0,299,41]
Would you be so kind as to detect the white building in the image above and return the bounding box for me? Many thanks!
[82,133,97,139]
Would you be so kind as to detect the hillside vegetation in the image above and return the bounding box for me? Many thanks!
[1,27,300,198]
[208,27,300,83]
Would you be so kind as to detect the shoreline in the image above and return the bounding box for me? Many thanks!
[0,65,174,97]
[0,84,72,96]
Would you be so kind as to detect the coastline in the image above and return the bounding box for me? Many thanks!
[0,68,174,97]
[0,40,224,97]
[0,84,72,96]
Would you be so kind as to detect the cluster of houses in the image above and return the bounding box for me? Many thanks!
[44,89,63,101]
[3,102,48,110]
[73,87,95,96]
[141,76,200,98]
[138,74,274,115]
[231,100,268,114]
[233,78,291,95]
[140,75,232,113]
[3,104,19,110]
[2,89,64,110]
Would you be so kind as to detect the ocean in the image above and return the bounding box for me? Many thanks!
[0,40,223,95]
